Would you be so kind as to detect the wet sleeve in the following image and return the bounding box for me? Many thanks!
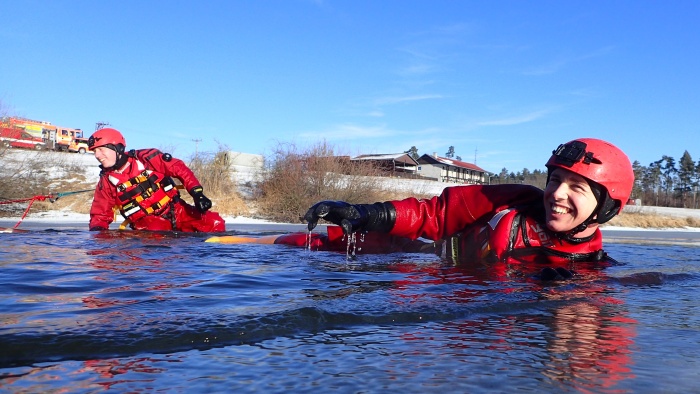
[88,178,117,230]
[389,184,543,240]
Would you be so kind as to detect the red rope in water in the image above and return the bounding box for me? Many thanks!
[1,189,93,230]
[0,194,53,229]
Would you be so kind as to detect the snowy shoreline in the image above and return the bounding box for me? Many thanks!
[4,210,700,231]
[3,150,700,238]
[3,209,700,250]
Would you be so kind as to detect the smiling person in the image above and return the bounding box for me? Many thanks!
[87,127,225,232]
[303,138,634,277]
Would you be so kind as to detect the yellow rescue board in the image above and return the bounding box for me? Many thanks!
[205,234,281,244]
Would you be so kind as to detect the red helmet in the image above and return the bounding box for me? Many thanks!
[546,138,634,223]
[88,128,126,152]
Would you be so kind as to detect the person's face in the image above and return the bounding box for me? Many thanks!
[543,168,599,237]
[94,146,117,168]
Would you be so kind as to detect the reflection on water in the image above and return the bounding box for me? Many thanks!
[0,230,699,392]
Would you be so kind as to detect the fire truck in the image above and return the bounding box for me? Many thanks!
[3,117,83,151]
[0,126,47,150]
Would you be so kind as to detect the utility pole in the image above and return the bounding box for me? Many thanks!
[192,138,202,157]
[474,147,478,165]
[95,122,110,131]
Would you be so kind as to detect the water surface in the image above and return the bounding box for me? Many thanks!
[1,224,698,393]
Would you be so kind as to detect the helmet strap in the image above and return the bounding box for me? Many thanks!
[563,220,595,241]
[546,168,622,239]
[589,183,620,225]
[114,151,129,170]
[100,147,129,172]
[595,195,621,224]
[561,189,620,240]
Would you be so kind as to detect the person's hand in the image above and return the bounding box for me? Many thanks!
[303,201,396,234]
[304,201,362,233]
[190,186,212,213]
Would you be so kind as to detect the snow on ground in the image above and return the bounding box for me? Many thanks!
[6,209,280,226]
[3,148,700,231]
[7,202,700,234]
[1,149,99,174]
[602,225,700,232]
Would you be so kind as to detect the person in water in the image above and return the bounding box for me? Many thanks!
[208,138,633,278]
[87,127,226,232]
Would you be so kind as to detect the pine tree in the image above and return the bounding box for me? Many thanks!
[406,146,419,161]
[678,151,695,207]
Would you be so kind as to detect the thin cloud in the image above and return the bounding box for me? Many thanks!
[522,46,615,76]
[299,124,441,143]
[398,47,437,61]
[300,124,396,141]
[395,23,471,77]
[374,94,444,106]
[567,87,601,98]
[478,109,551,126]
[522,58,570,76]
[434,23,471,35]
[397,63,439,76]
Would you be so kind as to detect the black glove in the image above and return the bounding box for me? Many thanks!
[303,200,396,234]
[190,186,212,213]
[90,226,107,231]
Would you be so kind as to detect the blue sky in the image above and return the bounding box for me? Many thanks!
[1,0,698,173]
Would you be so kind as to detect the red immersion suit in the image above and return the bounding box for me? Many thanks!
[89,149,225,232]
[276,185,608,275]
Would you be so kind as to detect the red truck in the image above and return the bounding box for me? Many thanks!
[0,127,47,150]
[3,117,82,151]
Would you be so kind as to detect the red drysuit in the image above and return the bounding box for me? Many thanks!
[89,149,225,232]
[277,185,608,273]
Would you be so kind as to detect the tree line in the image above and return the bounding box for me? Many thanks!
[408,145,700,209]
[492,151,700,209]
[631,150,699,208]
